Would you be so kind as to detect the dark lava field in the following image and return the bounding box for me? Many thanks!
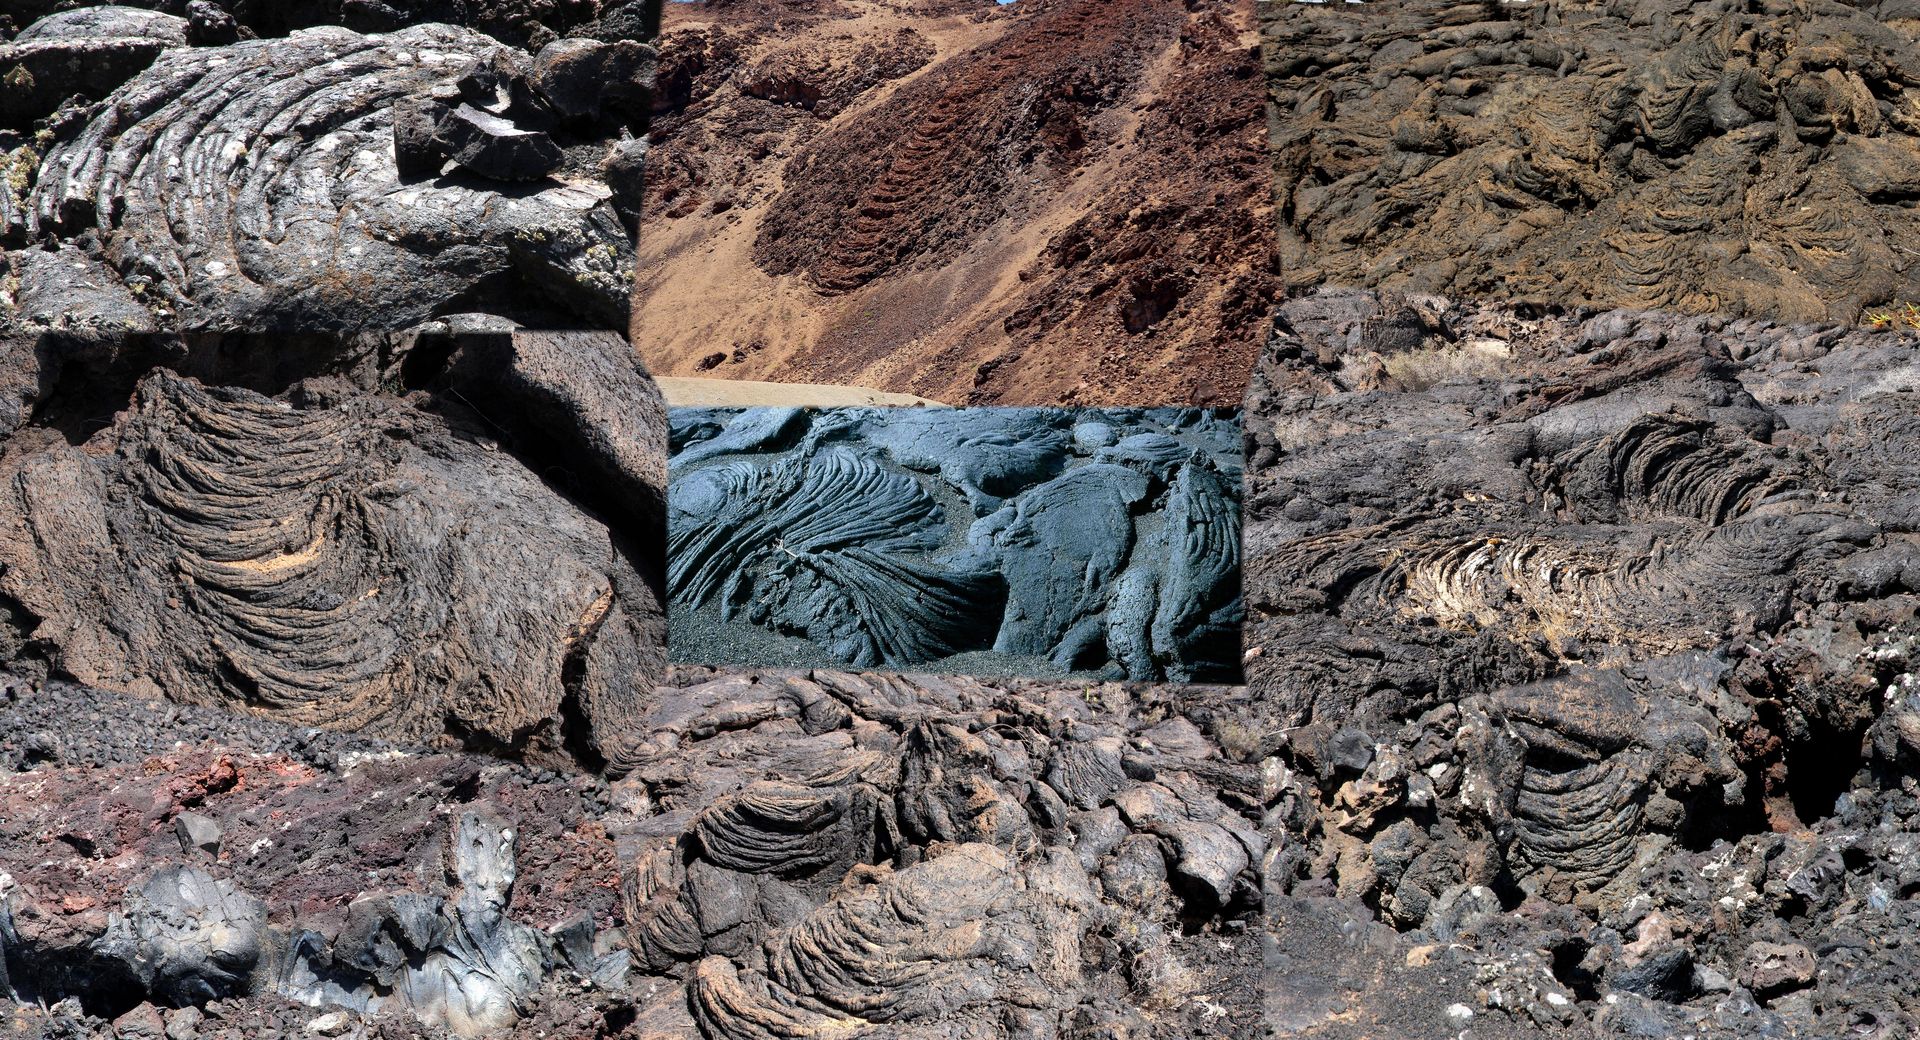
[1,0,1919,1038]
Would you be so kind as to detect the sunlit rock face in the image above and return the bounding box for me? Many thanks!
[1241,288,1920,1037]
[1264,0,1920,324]
[2,16,653,332]
[0,329,667,769]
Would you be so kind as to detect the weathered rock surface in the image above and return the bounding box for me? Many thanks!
[0,673,634,1038]
[1,19,652,331]
[0,664,1270,1038]
[0,8,189,128]
[1265,0,1920,323]
[0,329,666,769]
[633,0,1273,405]
[1242,288,1920,1036]
[669,406,1243,681]
[1,0,653,51]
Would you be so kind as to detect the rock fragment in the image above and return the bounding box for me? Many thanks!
[172,813,222,858]
[531,38,655,125]
[1741,942,1816,998]
[393,95,567,182]
[183,2,240,46]
[111,1003,167,1040]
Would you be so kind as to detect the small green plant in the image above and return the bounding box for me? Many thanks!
[1866,301,1920,331]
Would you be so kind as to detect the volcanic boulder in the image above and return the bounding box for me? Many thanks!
[0,329,667,770]
[3,22,645,331]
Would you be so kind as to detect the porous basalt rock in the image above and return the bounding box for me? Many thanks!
[0,329,666,770]
[0,664,1272,1038]
[1242,288,1920,1036]
[2,21,649,331]
[616,667,1267,1039]
[1265,0,1920,322]
[668,407,1243,681]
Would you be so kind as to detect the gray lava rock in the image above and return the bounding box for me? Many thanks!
[1611,947,1696,1004]
[96,868,270,1005]
[183,1,239,46]
[436,103,566,181]
[602,136,648,228]
[668,407,1243,681]
[172,813,221,858]
[7,23,637,331]
[392,96,454,180]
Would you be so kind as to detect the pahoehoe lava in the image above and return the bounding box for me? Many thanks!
[668,406,1244,682]
[1243,288,1920,1037]
[1264,0,1920,322]
[0,328,668,771]
[1,11,654,331]
[0,664,1271,1038]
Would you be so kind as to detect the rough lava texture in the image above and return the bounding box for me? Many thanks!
[0,12,656,332]
[632,0,1274,405]
[1242,288,1920,1037]
[0,671,641,1040]
[0,329,667,771]
[0,664,1270,1039]
[668,406,1244,682]
[0,0,656,54]
[1265,0,1920,323]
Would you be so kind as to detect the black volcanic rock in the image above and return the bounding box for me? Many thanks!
[530,37,655,125]
[1242,288,1920,1037]
[668,407,1244,682]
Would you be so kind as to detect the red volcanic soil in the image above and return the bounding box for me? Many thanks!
[631,0,1274,406]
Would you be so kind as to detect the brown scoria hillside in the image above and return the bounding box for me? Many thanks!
[630,0,1274,406]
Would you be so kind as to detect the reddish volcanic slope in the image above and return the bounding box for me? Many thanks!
[631,0,1273,406]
